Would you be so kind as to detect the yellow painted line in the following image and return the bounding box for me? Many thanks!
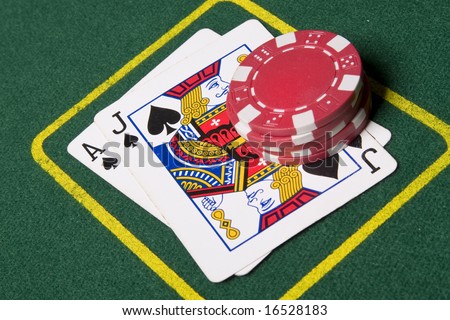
[280,81,450,300]
[369,78,450,144]
[281,154,449,299]
[30,0,224,300]
[32,152,203,300]
[31,0,449,300]
[231,0,296,34]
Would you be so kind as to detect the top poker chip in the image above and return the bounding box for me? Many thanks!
[227,30,363,136]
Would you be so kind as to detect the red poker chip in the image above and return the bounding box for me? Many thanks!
[227,30,363,137]
[252,114,370,166]
[249,90,372,165]
[264,82,371,154]
[230,75,368,148]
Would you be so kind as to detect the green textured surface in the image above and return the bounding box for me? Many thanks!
[1,0,449,299]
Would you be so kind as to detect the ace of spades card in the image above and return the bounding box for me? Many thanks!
[94,20,397,282]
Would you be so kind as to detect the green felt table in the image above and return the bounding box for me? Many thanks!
[1,0,449,299]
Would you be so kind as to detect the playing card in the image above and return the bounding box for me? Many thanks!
[366,120,392,146]
[124,28,220,98]
[68,28,221,225]
[129,128,397,282]
[94,20,274,276]
[67,123,170,223]
[94,20,397,281]
[235,119,391,277]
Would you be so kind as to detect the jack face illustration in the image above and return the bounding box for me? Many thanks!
[201,75,229,105]
[244,180,281,215]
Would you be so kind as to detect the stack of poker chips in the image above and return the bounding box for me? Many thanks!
[226,30,371,166]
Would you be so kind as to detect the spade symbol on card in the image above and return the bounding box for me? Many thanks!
[348,135,362,149]
[303,154,340,179]
[147,105,181,136]
[124,133,138,148]
[102,157,119,170]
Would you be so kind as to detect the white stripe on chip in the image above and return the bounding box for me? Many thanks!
[234,121,251,140]
[326,35,350,52]
[331,121,346,137]
[338,75,361,91]
[237,104,261,122]
[275,32,297,48]
[292,110,317,133]
[292,131,314,145]
[232,66,253,82]
[264,151,279,163]
[351,80,363,107]
[352,108,367,128]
